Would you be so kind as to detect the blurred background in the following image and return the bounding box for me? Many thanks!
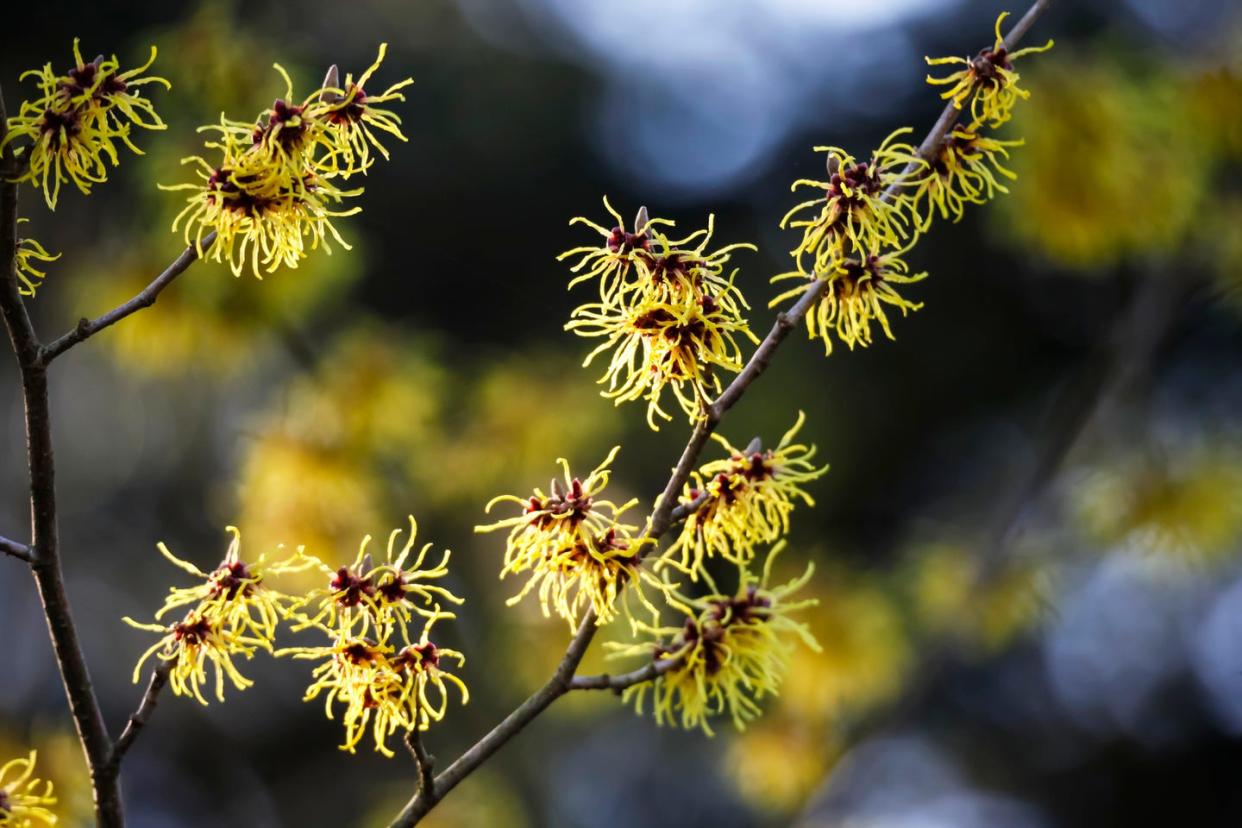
[2,0,1241,825]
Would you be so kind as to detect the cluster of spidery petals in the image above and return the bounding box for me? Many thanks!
[910,127,1023,229]
[162,43,412,278]
[124,527,307,704]
[0,751,57,827]
[774,11,1052,356]
[286,516,463,641]
[477,447,666,628]
[772,242,927,356]
[276,518,467,756]
[564,200,759,430]
[925,11,1054,129]
[663,412,829,578]
[781,128,923,276]
[13,220,60,298]
[612,544,820,735]
[2,38,168,209]
[279,610,467,757]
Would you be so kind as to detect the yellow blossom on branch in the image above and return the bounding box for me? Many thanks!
[569,287,757,429]
[160,44,412,277]
[771,243,926,355]
[278,611,467,757]
[0,751,56,828]
[925,11,1054,129]
[911,126,1023,229]
[124,610,262,704]
[612,544,820,735]
[147,527,308,644]
[288,517,463,642]
[662,412,829,577]
[2,39,168,209]
[477,448,664,627]
[781,128,922,275]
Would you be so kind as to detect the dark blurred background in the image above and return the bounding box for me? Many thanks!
[2,0,1242,825]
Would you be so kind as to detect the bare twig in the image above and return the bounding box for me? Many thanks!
[404,728,437,806]
[40,232,216,364]
[385,3,1057,823]
[0,535,32,562]
[570,658,680,692]
[107,663,172,771]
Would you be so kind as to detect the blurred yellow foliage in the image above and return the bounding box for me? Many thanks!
[1073,439,1242,561]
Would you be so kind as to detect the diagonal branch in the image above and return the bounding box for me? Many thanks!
[107,663,172,771]
[40,232,216,364]
[0,535,32,562]
[570,658,680,692]
[388,3,1056,825]
[404,727,438,806]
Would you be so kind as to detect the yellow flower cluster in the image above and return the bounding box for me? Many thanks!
[562,199,759,429]
[162,44,412,277]
[13,221,60,298]
[0,751,56,828]
[612,544,820,735]
[664,412,828,577]
[926,11,1055,128]
[278,518,468,757]
[125,519,469,757]
[476,447,665,629]
[773,11,1052,355]
[124,527,306,704]
[3,39,168,209]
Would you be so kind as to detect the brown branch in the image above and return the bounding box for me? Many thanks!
[388,3,1057,824]
[570,658,680,692]
[107,663,172,771]
[403,727,437,806]
[0,534,32,562]
[40,232,216,364]
[0,83,126,828]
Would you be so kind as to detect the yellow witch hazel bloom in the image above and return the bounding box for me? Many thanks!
[146,527,308,642]
[569,285,757,429]
[2,38,168,209]
[279,611,467,757]
[559,198,755,310]
[663,412,828,578]
[315,43,416,169]
[288,517,463,641]
[781,128,922,276]
[612,543,820,735]
[13,221,60,298]
[925,11,1054,129]
[0,751,56,828]
[477,447,664,628]
[911,126,1023,229]
[771,242,926,355]
[563,201,758,429]
[124,609,263,705]
[162,44,411,277]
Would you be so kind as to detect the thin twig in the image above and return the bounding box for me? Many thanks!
[404,728,437,806]
[0,84,125,827]
[570,658,680,692]
[0,535,32,562]
[40,232,216,364]
[107,663,172,771]
[388,4,1057,825]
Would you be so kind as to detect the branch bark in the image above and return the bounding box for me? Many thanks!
[0,534,32,562]
[40,232,215,364]
[570,658,680,692]
[107,663,172,772]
